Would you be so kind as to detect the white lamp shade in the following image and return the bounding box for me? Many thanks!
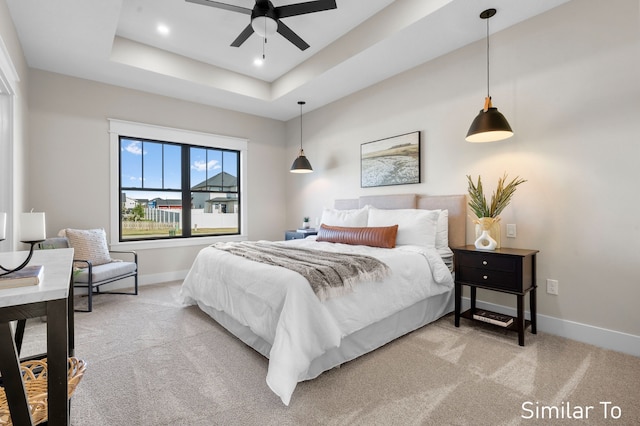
[0,212,6,240]
[20,212,46,242]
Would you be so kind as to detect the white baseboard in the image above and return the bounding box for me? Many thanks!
[140,269,189,286]
[462,298,640,358]
[73,270,189,295]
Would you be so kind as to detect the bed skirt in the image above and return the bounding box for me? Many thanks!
[194,289,454,400]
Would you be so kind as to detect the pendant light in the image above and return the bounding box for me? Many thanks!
[290,101,313,173]
[466,8,513,143]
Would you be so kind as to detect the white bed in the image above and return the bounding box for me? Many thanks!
[179,193,466,405]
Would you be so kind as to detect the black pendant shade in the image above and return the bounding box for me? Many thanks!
[290,149,313,173]
[290,101,313,173]
[466,8,514,143]
[466,99,513,143]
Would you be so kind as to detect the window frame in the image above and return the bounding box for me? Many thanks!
[109,119,248,250]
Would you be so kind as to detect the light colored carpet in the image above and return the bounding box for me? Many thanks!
[21,282,640,425]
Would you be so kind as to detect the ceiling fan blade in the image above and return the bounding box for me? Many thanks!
[185,0,251,15]
[276,0,337,18]
[277,20,310,51]
[231,23,255,47]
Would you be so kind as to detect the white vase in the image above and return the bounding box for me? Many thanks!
[474,216,501,249]
[302,222,310,229]
[474,230,497,250]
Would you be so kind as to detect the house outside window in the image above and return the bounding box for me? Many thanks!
[109,119,247,249]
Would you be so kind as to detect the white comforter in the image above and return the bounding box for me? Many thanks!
[179,238,454,405]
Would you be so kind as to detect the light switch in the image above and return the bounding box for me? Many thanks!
[506,223,517,238]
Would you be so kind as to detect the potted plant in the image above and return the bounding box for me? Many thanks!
[302,217,310,229]
[467,173,526,248]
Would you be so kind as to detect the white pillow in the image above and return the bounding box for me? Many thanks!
[65,228,112,266]
[367,208,440,248]
[436,209,449,250]
[320,206,369,227]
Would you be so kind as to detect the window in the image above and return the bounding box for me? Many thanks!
[109,120,247,249]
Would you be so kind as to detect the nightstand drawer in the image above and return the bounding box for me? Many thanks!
[456,251,516,272]
[457,266,518,291]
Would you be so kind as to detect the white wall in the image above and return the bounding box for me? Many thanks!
[285,0,640,338]
[5,0,639,349]
[27,70,287,279]
[0,0,29,252]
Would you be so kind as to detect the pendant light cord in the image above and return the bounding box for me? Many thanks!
[299,102,303,150]
[486,14,490,99]
[479,8,497,110]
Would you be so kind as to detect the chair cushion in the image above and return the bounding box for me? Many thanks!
[39,237,70,249]
[74,261,137,284]
[65,228,112,266]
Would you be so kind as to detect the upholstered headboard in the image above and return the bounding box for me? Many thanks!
[334,194,466,248]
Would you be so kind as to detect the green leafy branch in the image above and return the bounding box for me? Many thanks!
[467,173,527,218]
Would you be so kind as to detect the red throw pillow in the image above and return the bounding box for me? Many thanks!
[316,224,398,248]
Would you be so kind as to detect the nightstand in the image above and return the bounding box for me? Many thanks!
[285,230,318,240]
[452,245,539,346]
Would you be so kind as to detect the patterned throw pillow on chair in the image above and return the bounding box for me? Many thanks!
[64,228,112,266]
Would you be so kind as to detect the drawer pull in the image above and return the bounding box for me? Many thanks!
[483,275,488,280]
[482,261,488,265]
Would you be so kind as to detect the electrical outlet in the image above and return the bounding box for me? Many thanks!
[547,279,559,295]
[506,223,517,238]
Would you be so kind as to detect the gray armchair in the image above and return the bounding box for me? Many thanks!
[39,232,138,312]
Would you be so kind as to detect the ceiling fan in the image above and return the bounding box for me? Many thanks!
[185,0,337,51]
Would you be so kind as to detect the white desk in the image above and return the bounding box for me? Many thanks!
[0,248,74,425]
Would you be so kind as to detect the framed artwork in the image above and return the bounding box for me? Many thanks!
[361,131,421,188]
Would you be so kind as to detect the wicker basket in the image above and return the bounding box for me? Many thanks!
[0,357,86,426]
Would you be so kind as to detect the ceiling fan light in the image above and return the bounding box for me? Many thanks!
[290,150,313,173]
[466,106,514,143]
[251,16,277,37]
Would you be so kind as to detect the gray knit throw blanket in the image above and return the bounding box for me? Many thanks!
[212,241,391,301]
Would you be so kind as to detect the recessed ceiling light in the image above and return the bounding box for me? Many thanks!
[157,24,170,36]
[253,57,264,67]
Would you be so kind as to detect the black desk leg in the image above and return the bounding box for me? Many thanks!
[14,319,27,356]
[68,274,75,356]
[0,322,34,425]
[454,282,461,327]
[47,298,70,425]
